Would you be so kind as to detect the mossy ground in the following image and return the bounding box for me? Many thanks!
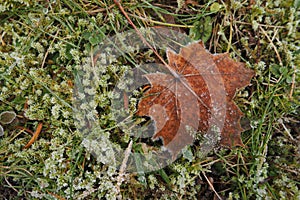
[0,0,299,199]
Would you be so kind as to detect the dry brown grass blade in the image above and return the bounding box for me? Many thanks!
[202,171,223,200]
[23,122,43,149]
[113,0,170,70]
[289,65,296,99]
[47,191,66,200]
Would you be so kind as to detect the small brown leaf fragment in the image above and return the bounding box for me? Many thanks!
[47,191,66,200]
[23,122,43,149]
[185,0,199,6]
[136,41,255,157]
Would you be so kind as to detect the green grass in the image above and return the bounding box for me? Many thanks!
[0,0,299,199]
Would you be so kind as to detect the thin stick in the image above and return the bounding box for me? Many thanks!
[23,122,43,149]
[259,26,282,66]
[41,30,60,68]
[227,14,233,53]
[47,191,66,200]
[113,0,169,69]
[289,65,296,99]
[4,176,19,193]
[202,171,223,200]
[15,126,34,135]
[116,140,133,200]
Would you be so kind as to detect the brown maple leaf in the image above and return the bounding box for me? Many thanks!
[136,41,255,158]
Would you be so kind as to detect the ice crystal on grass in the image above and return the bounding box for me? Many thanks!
[0,0,298,199]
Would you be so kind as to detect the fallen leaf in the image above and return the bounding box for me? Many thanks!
[136,41,255,157]
[23,122,43,149]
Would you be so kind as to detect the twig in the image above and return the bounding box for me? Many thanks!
[289,65,296,99]
[227,14,233,53]
[4,176,19,193]
[278,119,296,142]
[8,127,33,144]
[116,140,133,200]
[47,191,66,200]
[259,26,282,66]
[41,30,60,68]
[113,0,169,68]
[23,122,43,149]
[15,126,34,135]
[202,171,223,200]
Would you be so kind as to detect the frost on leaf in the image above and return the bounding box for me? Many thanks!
[136,41,255,158]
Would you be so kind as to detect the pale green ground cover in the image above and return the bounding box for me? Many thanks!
[0,0,299,199]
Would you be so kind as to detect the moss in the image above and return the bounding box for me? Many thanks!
[0,0,299,199]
